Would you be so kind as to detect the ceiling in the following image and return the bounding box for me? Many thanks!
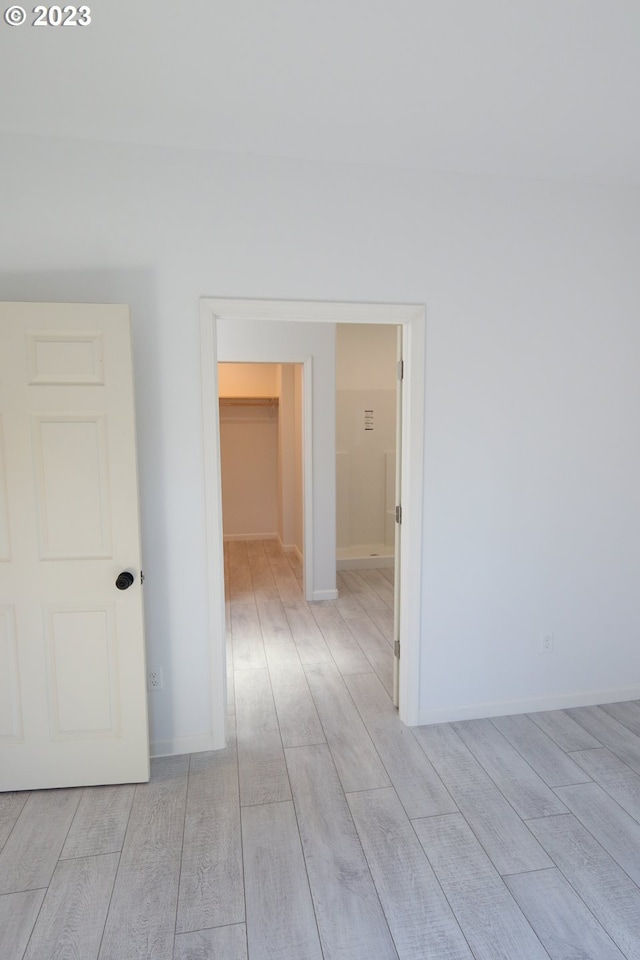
[1,0,639,184]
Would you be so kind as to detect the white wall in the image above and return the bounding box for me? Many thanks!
[2,132,640,750]
[336,324,397,549]
[336,324,398,391]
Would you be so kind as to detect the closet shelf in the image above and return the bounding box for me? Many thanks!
[219,396,279,407]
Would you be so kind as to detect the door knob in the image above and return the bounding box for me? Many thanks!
[115,571,135,590]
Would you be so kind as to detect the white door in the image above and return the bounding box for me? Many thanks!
[0,302,150,792]
[392,326,403,706]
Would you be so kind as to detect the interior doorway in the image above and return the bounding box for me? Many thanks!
[335,322,402,703]
[201,298,426,750]
[335,324,399,569]
[218,360,305,578]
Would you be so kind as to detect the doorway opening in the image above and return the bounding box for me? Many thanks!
[335,324,398,569]
[218,361,305,576]
[201,298,426,749]
[335,322,402,703]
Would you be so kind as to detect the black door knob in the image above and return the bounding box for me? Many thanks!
[115,571,135,591]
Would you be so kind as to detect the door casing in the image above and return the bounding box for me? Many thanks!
[201,298,426,749]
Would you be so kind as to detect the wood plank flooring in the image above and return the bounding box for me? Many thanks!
[4,538,640,959]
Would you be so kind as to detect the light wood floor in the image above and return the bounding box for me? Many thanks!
[2,538,640,959]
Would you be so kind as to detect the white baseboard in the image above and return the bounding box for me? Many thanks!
[337,555,395,570]
[312,588,339,601]
[278,538,303,562]
[415,684,640,727]
[150,732,218,758]
[223,532,278,542]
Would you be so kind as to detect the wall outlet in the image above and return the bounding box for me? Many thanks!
[540,632,554,654]
[147,668,164,691]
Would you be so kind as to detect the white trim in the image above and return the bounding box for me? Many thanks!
[150,733,215,758]
[337,555,395,570]
[397,312,425,728]
[301,358,314,601]
[201,298,426,743]
[279,541,304,564]
[203,299,423,325]
[416,685,640,726]
[311,588,340,601]
[200,307,228,750]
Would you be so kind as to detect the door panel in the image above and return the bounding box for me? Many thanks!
[33,415,112,558]
[26,331,104,385]
[45,605,118,739]
[0,302,149,791]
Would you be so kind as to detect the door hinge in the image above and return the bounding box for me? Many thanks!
[394,640,400,659]
[395,505,402,524]
[140,570,145,584]
[397,359,404,380]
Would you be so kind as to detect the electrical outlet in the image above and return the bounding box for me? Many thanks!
[540,632,554,654]
[147,668,164,691]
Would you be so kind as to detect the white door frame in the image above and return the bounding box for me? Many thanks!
[201,298,426,748]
